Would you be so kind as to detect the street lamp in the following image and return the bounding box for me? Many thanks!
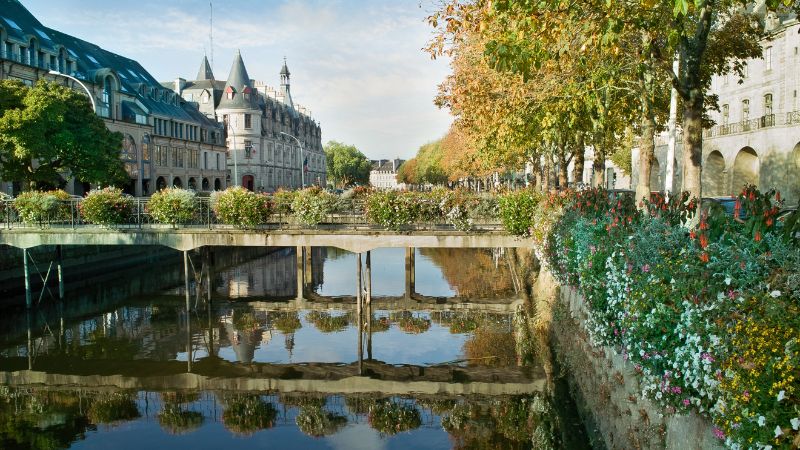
[49,70,96,112]
[280,131,304,188]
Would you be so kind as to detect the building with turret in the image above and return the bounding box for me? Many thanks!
[169,53,325,191]
[0,0,228,196]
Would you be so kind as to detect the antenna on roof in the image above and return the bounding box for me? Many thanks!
[209,1,214,72]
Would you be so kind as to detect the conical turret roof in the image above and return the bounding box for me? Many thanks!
[219,50,256,109]
[196,55,214,81]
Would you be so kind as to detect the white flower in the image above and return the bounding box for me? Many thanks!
[725,277,732,286]
[791,418,799,431]
[774,425,783,438]
[777,390,786,402]
[770,290,781,298]
[758,416,766,427]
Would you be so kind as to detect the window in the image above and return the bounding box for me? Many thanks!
[202,92,209,104]
[244,140,253,159]
[742,100,750,121]
[743,63,748,79]
[764,94,773,116]
[204,152,208,169]
[216,154,220,170]
[765,46,772,71]
[244,114,252,129]
[722,104,729,125]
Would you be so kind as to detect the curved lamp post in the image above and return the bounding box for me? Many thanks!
[48,70,96,113]
[280,131,304,188]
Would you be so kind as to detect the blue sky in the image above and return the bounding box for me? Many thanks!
[24,0,452,159]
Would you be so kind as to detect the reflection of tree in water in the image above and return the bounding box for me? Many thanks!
[368,400,422,436]
[87,392,140,425]
[232,309,261,332]
[295,406,347,437]
[419,248,515,298]
[64,328,140,361]
[463,326,517,367]
[0,388,91,450]
[390,311,431,334]
[441,395,558,450]
[306,311,350,333]
[222,395,277,436]
[158,391,203,435]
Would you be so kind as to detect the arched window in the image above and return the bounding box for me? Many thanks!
[101,75,115,118]
[28,39,35,66]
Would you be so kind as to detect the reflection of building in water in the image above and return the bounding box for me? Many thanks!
[418,248,517,298]
[215,247,326,299]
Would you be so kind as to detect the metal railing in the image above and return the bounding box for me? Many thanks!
[704,112,795,138]
[0,197,503,232]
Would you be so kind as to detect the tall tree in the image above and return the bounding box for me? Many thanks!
[323,141,371,188]
[0,80,127,190]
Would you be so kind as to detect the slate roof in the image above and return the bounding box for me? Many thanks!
[218,50,257,110]
[197,55,214,80]
[0,0,221,128]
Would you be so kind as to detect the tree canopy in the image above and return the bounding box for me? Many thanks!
[427,0,799,200]
[0,80,128,190]
[323,141,371,188]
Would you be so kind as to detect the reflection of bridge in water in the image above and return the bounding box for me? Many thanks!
[0,354,544,396]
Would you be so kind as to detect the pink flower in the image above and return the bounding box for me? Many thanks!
[713,427,725,440]
[642,264,650,273]
[683,398,690,406]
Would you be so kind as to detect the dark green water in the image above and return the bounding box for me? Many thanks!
[0,247,590,449]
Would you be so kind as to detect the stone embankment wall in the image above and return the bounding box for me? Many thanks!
[535,268,724,450]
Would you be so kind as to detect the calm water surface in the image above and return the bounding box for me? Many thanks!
[0,247,589,449]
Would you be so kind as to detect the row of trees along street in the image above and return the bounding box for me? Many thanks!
[0,80,128,191]
[424,0,800,203]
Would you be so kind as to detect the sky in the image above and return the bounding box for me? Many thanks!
[23,0,453,160]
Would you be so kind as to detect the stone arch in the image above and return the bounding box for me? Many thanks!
[202,178,210,191]
[172,177,183,189]
[649,158,662,192]
[732,147,759,193]
[156,176,167,191]
[793,142,800,171]
[214,178,222,190]
[188,177,197,190]
[703,151,726,196]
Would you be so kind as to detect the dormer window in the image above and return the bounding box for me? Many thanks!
[225,86,235,100]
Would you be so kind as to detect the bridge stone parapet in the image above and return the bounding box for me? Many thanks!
[0,228,530,253]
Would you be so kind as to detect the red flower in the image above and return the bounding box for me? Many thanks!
[776,191,781,202]
[754,231,761,242]
[699,252,709,263]
[699,234,708,249]
[689,231,696,240]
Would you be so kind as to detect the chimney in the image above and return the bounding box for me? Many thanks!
[174,77,186,95]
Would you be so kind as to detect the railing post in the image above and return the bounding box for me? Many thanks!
[365,250,372,305]
[207,198,212,230]
[138,199,143,229]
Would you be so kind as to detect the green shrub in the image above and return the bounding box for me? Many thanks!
[365,191,417,230]
[13,190,71,225]
[272,189,296,215]
[296,406,347,437]
[210,187,271,228]
[147,188,197,226]
[498,190,539,235]
[222,395,276,435]
[291,187,335,226]
[79,188,134,226]
[368,401,421,435]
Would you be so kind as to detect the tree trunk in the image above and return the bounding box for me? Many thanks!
[682,89,703,202]
[636,78,656,208]
[542,158,551,191]
[573,133,585,186]
[592,141,605,188]
[557,151,569,190]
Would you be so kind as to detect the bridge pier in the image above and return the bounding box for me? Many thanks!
[365,251,372,305]
[405,247,415,300]
[357,252,363,376]
[56,245,64,300]
[296,246,304,300]
[23,248,31,308]
[183,250,191,311]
